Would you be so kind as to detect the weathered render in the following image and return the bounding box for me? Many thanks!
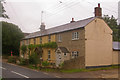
[85,18,113,67]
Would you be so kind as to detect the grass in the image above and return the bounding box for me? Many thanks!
[26,64,119,73]
[60,65,119,73]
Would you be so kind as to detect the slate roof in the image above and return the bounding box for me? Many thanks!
[113,42,120,51]
[59,47,70,53]
[23,17,95,39]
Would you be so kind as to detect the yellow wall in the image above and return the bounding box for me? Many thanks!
[112,50,119,64]
[42,48,56,63]
[85,18,113,67]
[30,38,34,44]
[20,34,56,62]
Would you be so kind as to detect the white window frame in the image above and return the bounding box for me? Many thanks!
[58,34,62,42]
[72,32,79,40]
[72,51,79,58]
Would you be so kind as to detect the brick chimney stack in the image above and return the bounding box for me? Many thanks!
[70,18,75,23]
[95,3,102,17]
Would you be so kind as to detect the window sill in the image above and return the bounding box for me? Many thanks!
[72,38,79,41]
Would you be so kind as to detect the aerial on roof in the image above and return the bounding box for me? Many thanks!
[23,17,95,40]
[113,42,120,51]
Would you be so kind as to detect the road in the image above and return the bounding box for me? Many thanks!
[1,62,119,78]
[2,62,57,78]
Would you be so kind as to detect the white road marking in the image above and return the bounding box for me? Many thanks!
[0,67,6,70]
[43,72,48,75]
[11,71,29,78]
[55,75,61,78]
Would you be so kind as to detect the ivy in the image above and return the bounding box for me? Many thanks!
[20,45,27,55]
[28,42,57,49]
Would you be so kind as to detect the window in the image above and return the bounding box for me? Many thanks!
[48,35,51,42]
[64,53,67,56]
[72,51,79,58]
[21,40,24,45]
[48,50,51,60]
[72,32,79,40]
[26,39,29,45]
[58,34,62,42]
[40,37,42,44]
[34,38,36,44]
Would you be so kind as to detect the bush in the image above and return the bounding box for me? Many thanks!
[42,61,50,67]
[29,52,40,66]
[8,56,16,63]
[19,58,29,65]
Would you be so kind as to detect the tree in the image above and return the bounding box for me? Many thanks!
[103,15,119,41]
[0,0,9,18]
[2,21,24,56]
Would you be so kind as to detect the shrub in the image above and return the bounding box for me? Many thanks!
[42,61,50,67]
[29,52,40,66]
[8,56,16,63]
[19,58,29,65]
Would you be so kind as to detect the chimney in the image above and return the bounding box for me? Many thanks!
[40,22,45,31]
[70,18,75,23]
[95,3,102,17]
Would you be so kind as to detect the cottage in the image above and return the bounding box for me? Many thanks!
[20,3,119,69]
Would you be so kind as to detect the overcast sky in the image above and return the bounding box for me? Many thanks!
[3,0,120,33]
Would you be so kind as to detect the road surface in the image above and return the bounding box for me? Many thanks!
[2,62,57,78]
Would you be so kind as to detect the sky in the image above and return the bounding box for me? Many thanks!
[2,0,120,33]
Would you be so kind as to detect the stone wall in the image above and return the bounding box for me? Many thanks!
[56,28,85,57]
[63,56,85,69]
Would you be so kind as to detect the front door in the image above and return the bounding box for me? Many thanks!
[56,50,62,67]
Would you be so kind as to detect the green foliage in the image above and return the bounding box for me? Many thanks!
[29,52,40,66]
[42,42,57,48]
[103,15,119,41]
[59,62,64,68]
[2,21,24,55]
[28,44,37,51]
[42,61,50,67]
[60,65,119,73]
[28,42,57,50]
[8,56,16,63]
[19,58,29,65]
[21,45,27,55]
[0,0,9,19]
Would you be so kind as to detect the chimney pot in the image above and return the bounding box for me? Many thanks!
[70,18,75,23]
[94,3,102,17]
[98,3,100,7]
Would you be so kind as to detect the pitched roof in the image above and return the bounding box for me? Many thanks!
[113,42,120,51]
[23,17,95,39]
[59,47,70,53]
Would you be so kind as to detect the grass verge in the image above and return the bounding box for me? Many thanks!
[60,65,119,73]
